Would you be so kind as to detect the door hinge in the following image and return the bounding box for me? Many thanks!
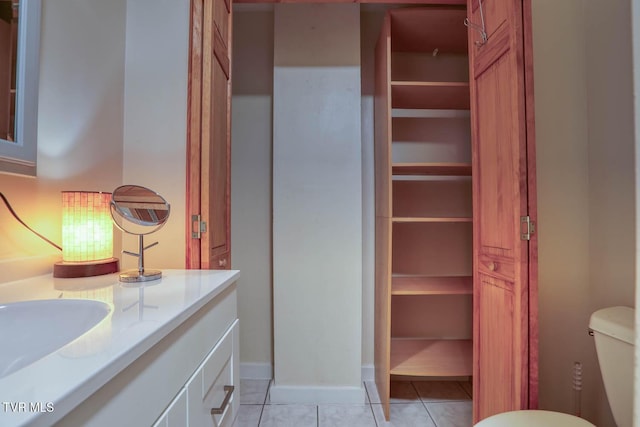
[521,216,536,241]
[191,214,207,239]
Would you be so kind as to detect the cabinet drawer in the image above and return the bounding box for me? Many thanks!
[187,320,239,427]
[152,388,187,427]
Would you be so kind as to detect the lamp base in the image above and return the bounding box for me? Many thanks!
[53,258,119,278]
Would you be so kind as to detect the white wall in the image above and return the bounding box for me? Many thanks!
[534,1,635,426]
[0,0,190,282]
[630,0,640,426]
[633,0,640,425]
[586,1,636,424]
[122,0,190,270]
[271,3,364,403]
[231,6,275,378]
[0,0,126,283]
[532,0,592,419]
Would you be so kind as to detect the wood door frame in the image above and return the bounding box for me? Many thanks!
[186,0,232,270]
[522,0,539,409]
[186,0,204,269]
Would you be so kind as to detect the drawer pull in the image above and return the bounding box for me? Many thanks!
[210,385,234,415]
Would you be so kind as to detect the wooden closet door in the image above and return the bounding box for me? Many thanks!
[187,0,232,270]
[467,0,537,422]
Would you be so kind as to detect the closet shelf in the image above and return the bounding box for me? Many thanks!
[392,162,471,176]
[392,217,472,223]
[390,338,473,377]
[391,81,470,110]
[392,276,472,295]
[392,109,470,118]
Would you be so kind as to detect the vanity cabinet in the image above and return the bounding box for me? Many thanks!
[186,321,239,427]
[54,282,239,427]
[151,389,187,427]
[152,321,238,427]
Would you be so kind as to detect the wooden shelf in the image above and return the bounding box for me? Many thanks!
[392,81,470,110]
[392,162,471,176]
[392,109,470,118]
[390,338,472,377]
[392,276,472,295]
[392,217,472,223]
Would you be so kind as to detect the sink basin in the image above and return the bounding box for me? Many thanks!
[0,299,111,378]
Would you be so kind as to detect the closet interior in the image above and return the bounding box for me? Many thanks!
[374,5,473,419]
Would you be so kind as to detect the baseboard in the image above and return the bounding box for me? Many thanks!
[240,362,273,380]
[269,384,366,404]
[361,364,374,382]
[241,363,375,383]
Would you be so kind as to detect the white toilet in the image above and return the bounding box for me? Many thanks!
[475,306,634,427]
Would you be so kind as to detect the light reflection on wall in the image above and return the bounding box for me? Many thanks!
[36,0,125,181]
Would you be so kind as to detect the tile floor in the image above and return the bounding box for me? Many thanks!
[233,379,472,427]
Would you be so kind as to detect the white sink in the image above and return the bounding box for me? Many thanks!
[0,299,111,378]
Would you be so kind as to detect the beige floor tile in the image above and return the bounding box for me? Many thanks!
[259,404,317,427]
[233,405,263,427]
[372,403,436,427]
[318,404,377,427]
[364,380,381,404]
[425,401,472,427]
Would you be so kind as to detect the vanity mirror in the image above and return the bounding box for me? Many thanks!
[0,0,40,176]
[110,185,170,283]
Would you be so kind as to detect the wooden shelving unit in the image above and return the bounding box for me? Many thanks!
[374,5,473,421]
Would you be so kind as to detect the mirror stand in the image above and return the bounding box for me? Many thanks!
[109,185,171,284]
[120,234,162,283]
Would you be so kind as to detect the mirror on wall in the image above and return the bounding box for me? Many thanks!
[0,0,40,176]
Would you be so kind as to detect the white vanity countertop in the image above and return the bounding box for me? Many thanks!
[0,269,240,427]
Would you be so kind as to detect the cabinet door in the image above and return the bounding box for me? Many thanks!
[187,0,232,270]
[152,388,188,427]
[467,0,538,423]
[202,52,231,269]
[187,320,239,427]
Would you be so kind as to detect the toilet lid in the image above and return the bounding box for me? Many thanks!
[474,410,596,427]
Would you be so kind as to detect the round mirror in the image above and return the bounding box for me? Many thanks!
[110,185,170,283]
[110,185,170,235]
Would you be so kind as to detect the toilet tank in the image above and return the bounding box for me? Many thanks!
[589,306,634,427]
